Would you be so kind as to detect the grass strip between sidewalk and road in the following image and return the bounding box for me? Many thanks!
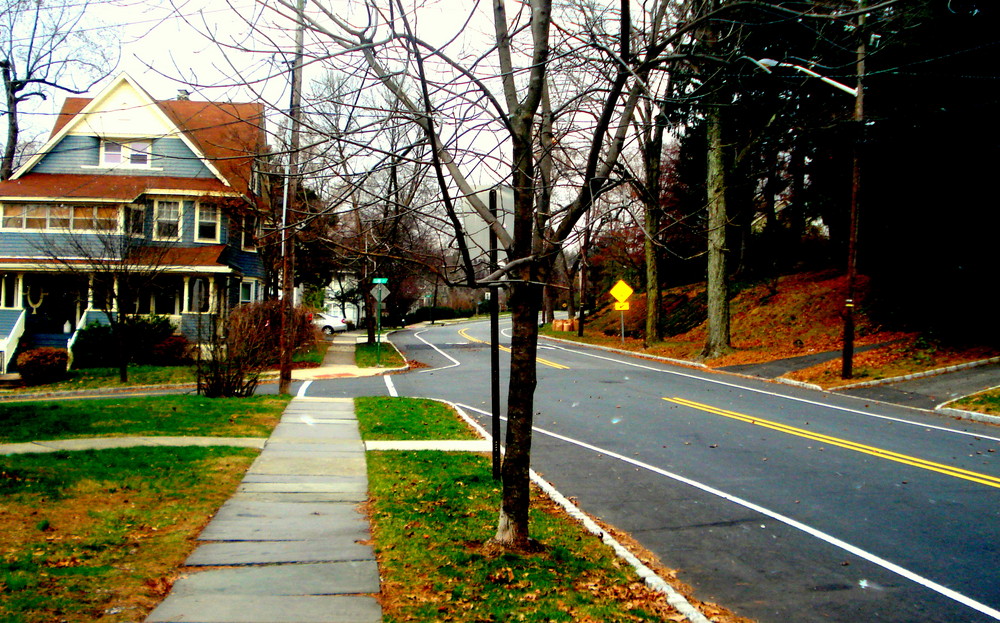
[0,395,289,444]
[356,340,406,368]
[356,397,742,622]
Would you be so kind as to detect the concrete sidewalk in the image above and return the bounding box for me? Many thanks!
[291,331,402,381]
[145,397,382,623]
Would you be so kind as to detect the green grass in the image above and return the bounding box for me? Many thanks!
[951,388,1000,416]
[0,446,258,623]
[355,341,405,368]
[369,452,676,622]
[0,394,290,443]
[354,396,477,441]
[292,340,329,366]
[7,365,197,393]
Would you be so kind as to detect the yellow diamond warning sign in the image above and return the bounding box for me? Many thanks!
[609,280,633,303]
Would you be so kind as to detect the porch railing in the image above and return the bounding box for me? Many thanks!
[1,309,27,375]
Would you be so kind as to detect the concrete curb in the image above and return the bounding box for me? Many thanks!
[539,334,708,369]
[832,356,1000,390]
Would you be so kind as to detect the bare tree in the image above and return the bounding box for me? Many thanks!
[35,229,179,383]
[1,0,117,179]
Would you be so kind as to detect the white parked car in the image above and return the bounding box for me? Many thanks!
[313,313,348,335]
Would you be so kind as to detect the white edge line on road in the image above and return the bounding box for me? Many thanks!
[383,375,398,397]
[296,380,312,398]
[448,401,711,623]
[545,342,1000,445]
[414,328,462,371]
[455,401,1000,622]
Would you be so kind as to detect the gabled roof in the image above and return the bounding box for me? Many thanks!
[11,73,266,198]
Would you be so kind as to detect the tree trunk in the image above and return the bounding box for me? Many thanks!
[493,279,541,548]
[701,103,731,359]
[1,62,19,181]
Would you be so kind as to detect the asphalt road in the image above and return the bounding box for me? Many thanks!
[307,320,1000,623]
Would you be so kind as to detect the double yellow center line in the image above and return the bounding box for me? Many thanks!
[664,397,1000,490]
[457,328,569,370]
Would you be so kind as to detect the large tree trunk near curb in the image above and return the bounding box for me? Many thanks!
[701,103,731,359]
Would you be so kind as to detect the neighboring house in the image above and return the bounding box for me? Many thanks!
[0,73,268,373]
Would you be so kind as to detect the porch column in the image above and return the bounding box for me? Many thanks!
[182,276,191,313]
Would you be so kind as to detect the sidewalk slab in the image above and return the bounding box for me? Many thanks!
[186,539,374,566]
[168,561,379,596]
[146,595,380,623]
[145,397,382,623]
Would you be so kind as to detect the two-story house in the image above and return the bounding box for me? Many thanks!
[0,73,269,373]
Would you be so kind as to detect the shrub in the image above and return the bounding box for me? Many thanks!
[17,347,69,386]
[71,316,183,368]
[151,335,193,366]
[196,301,315,398]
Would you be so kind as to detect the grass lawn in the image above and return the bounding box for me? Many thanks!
[0,395,290,443]
[949,388,1000,416]
[355,340,405,368]
[0,446,258,623]
[5,365,197,394]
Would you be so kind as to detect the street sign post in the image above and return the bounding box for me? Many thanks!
[370,283,390,365]
[609,280,633,343]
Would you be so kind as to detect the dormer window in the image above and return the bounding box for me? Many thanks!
[102,139,151,167]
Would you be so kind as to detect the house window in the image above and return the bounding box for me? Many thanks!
[102,139,151,167]
[0,203,115,231]
[103,141,122,164]
[188,277,211,313]
[154,200,181,240]
[71,205,116,231]
[125,205,145,236]
[196,203,220,242]
[239,280,258,304]
[241,215,258,251]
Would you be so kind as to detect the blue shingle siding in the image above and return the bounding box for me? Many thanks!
[0,309,23,336]
[32,136,100,172]
[2,231,119,259]
[30,136,215,178]
[155,138,215,178]
[179,313,217,342]
[220,247,265,280]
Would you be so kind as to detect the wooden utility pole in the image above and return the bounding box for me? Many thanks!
[278,0,306,395]
[842,6,865,379]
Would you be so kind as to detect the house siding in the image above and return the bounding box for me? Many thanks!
[0,231,117,259]
[32,137,214,178]
[31,136,101,172]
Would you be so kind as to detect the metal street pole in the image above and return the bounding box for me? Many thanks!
[489,189,501,481]
[747,53,864,379]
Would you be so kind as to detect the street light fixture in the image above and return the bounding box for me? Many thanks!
[748,52,864,379]
[750,58,859,97]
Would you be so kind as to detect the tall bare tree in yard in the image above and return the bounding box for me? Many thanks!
[1,0,117,179]
[194,0,826,547]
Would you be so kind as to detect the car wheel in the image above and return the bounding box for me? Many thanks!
[322,326,334,335]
